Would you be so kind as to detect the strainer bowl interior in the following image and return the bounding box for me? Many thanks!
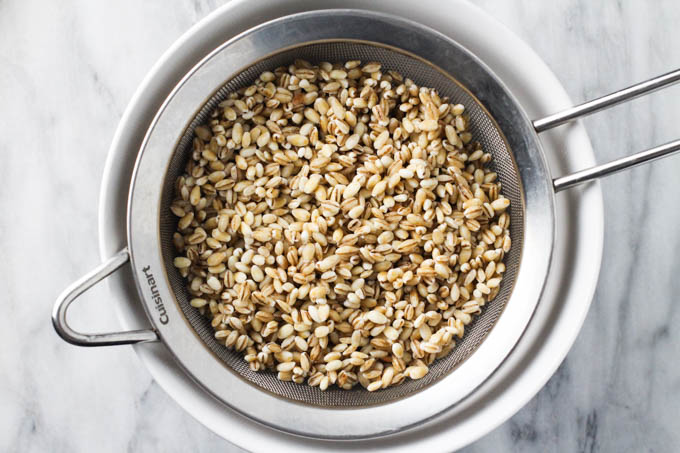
[158,40,524,408]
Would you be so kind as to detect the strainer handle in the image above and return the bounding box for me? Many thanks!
[531,68,680,191]
[52,248,160,346]
[533,68,680,132]
[552,139,680,192]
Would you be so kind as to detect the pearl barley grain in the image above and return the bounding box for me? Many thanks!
[171,59,511,392]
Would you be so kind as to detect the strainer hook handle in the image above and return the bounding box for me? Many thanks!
[52,248,160,346]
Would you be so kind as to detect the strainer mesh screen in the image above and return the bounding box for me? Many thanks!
[159,42,523,407]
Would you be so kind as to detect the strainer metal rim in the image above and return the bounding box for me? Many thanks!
[126,9,555,439]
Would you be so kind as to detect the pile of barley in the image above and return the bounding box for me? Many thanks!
[171,60,511,392]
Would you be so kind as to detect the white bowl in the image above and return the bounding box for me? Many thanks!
[98,1,604,450]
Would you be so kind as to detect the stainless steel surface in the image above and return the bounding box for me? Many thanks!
[553,139,680,192]
[52,248,159,346]
[126,10,555,438]
[532,68,680,132]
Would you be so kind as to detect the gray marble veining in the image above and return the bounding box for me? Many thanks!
[1,1,679,452]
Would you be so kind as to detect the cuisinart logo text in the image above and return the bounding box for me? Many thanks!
[142,265,169,325]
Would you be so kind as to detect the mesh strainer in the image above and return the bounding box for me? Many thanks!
[54,10,680,439]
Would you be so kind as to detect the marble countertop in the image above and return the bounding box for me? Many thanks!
[2,1,679,451]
